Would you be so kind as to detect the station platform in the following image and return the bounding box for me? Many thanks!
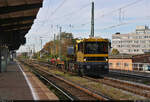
[0,61,58,100]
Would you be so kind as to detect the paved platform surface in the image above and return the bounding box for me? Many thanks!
[0,61,33,100]
[0,61,58,100]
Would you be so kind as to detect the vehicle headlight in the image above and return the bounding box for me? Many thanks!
[105,58,108,61]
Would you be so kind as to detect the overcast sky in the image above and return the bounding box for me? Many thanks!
[17,0,150,52]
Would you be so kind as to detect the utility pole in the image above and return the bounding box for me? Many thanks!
[27,45,31,58]
[119,8,122,23]
[91,1,94,37]
[40,39,42,50]
[33,44,35,54]
[69,24,72,33]
[54,34,56,56]
[32,44,35,58]
[59,27,62,60]
[40,37,43,58]
[50,25,53,55]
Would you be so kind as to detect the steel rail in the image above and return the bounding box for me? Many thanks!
[84,76,150,98]
[22,61,109,101]
[30,68,74,101]
[109,70,150,79]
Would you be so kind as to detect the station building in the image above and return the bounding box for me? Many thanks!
[109,54,150,71]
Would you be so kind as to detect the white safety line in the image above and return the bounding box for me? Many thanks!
[17,62,39,100]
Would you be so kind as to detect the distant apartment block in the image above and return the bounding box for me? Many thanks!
[112,26,150,54]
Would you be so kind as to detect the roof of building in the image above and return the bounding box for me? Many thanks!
[0,0,43,50]
[109,54,135,59]
[109,53,150,59]
[113,26,150,36]
[136,25,149,30]
[133,53,150,58]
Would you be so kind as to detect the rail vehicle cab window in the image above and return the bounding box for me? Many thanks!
[78,42,84,52]
[84,42,108,54]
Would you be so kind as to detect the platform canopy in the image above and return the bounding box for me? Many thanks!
[0,0,43,50]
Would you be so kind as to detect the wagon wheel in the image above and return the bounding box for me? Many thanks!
[78,65,84,77]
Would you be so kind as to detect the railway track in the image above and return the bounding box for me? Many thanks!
[83,76,150,98]
[37,60,150,84]
[21,61,110,101]
[108,70,150,84]
[26,60,150,98]
[109,70,150,79]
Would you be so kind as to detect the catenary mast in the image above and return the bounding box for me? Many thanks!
[90,1,94,37]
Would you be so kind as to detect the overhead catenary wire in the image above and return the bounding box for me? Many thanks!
[33,0,68,34]
[39,2,90,34]
[27,0,148,51]
[50,3,90,23]
[93,16,150,31]
[31,0,146,33]
[24,0,70,52]
[33,0,52,32]
[35,2,90,27]
[33,2,91,34]
[80,0,145,27]
[49,0,69,19]
[67,15,150,33]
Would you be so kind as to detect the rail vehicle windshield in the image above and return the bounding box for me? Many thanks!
[84,42,108,54]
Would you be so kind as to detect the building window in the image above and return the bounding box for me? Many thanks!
[140,40,145,43]
[133,49,139,52]
[124,63,129,67]
[128,49,130,52]
[112,36,120,39]
[109,63,113,67]
[116,63,121,67]
[117,45,121,47]
[149,57,150,61]
[139,36,142,39]
[137,31,144,34]
[112,41,116,44]
[144,36,149,38]
[134,41,139,43]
